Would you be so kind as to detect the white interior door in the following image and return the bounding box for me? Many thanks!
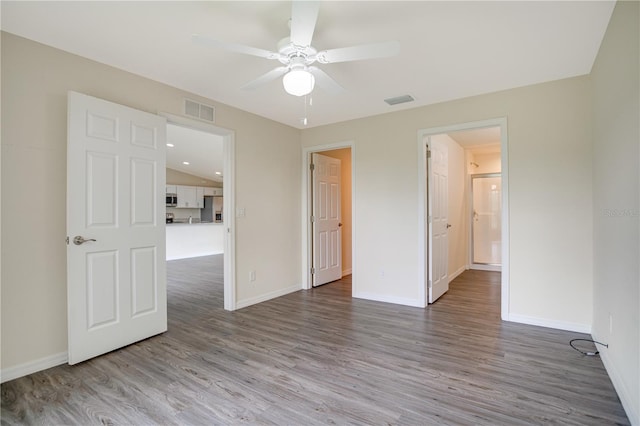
[67,91,167,364]
[428,137,449,303]
[312,153,342,286]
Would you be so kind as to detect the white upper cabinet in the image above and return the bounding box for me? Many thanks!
[196,187,205,208]
[172,185,222,208]
[203,187,223,196]
[176,185,197,208]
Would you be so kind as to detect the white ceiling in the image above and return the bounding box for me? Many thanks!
[166,124,224,182]
[1,1,615,130]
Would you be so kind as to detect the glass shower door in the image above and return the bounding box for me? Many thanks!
[472,175,502,266]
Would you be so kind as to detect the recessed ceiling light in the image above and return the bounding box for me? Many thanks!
[166,143,174,147]
[215,171,222,175]
[182,161,190,165]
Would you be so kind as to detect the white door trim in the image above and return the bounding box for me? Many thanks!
[417,117,510,319]
[301,141,355,293]
[160,113,236,311]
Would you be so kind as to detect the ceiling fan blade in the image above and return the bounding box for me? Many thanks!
[317,40,400,64]
[192,34,279,59]
[290,0,320,47]
[240,67,288,91]
[309,67,345,95]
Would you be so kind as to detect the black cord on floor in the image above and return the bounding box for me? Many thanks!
[570,338,608,356]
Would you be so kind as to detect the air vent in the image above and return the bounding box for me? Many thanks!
[384,95,415,106]
[184,99,215,122]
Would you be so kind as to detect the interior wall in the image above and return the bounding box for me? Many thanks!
[0,32,302,372]
[321,148,352,276]
[590,1,639,423]
[470,151,501,174]
[301,75,594,330]
[166,168,221,187]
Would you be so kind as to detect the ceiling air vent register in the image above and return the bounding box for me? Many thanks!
[184,99,215,122]
[384,95,414,106]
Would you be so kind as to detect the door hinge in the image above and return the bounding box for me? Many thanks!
[310,163,315,171]
[428,280,432,288]
[427,150,431,159]
[66,236,69,245]
[310,215,315,223]
[310,267,315,275]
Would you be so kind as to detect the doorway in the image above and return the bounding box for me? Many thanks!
[471,173,502,271]
[418,118,509,319]
[302,143,354,292]
[162,113,236,311]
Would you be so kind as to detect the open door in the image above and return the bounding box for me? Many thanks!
[427,136,449,303]
[67,91,167,364]
[311,153,342,286]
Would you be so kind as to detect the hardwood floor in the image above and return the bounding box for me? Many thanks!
[1,256,629,425]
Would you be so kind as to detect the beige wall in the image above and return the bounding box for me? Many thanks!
[166,168,221,188]
[0,32,302,370]
[321,148,352,276]
[590,1,639,423]
[301,76,594,327]
[470,151,501,175]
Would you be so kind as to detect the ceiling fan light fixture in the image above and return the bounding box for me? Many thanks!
[283,68,315,96]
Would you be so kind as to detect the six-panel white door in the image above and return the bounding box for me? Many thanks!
[428,137,450,303]
[67,91,167,364]
[312,153,342,286]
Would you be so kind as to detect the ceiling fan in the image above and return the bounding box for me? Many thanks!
[192,1,400,97]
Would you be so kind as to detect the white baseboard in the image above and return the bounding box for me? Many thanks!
[448,266,466,282]
[598,345,639,425]
[1,351,68,383]
[507,313,591,334]
[353,291,424,308]
[342,268,352,277]
[470,263,502,272]
[235,284,301,310]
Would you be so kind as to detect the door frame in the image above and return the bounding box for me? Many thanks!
[417,117,510,319]
[161,113,236,311]
[301,141,355,292]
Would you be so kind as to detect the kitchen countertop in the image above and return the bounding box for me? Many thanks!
[167,220,223,225]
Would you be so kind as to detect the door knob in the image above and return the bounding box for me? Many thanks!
[338,223,343,227]
[73,236,97,245]
[446,224,452,229]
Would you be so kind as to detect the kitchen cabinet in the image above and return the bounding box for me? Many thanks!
[176,185,197,208]
[166,185,177,194]
[203,187,223,196]
[196,187,205,208]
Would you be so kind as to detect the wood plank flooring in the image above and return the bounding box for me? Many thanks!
[1,256,629,425]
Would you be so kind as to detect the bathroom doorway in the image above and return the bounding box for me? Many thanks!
[471,173,502,271]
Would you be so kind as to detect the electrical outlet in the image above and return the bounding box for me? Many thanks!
[237,208,246,218]
[249,270,256,282]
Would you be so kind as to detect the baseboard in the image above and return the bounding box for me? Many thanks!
[342,268,352,277]
[470,263,501,272]
[448,266,466,282]
[598,345,639,425]
[1,351,68,383]
[507,313,591,334]
[235,284,301,310]
[353,291,424,308]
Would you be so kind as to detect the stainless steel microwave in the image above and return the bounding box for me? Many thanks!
[166,194,177,207]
